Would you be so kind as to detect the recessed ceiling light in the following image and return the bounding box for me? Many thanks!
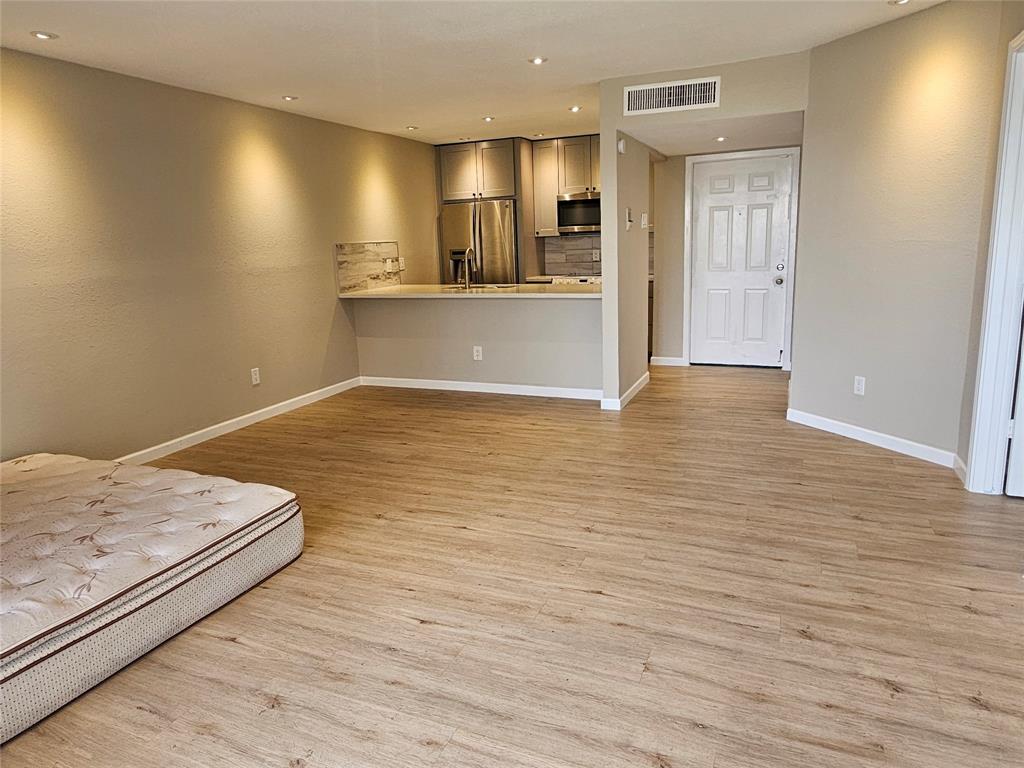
[716,136,727,142]
[459,137,471,141]
[569,105,582,113]
[529,57,547,65]
[282,95,299,102]
[406,126,419,131]
[533,133,545,137]
[888,0,910,5]
[31,31,59,40]
[483,116,495,122]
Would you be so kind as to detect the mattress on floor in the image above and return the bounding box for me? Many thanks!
[0,453,303,742]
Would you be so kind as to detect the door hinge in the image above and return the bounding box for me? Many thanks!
[1010,419,1016,439]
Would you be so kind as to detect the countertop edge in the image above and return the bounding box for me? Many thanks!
[338,285,602,299]
[339,293,602,300]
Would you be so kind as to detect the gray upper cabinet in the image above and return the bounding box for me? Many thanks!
[476,139,516,198]
[557,136,592,195]
[439,140,515,201]
[439,144,479,201]
[532,134,600,237]
[532,140,559,237]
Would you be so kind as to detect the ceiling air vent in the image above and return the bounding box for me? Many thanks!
[623,76,720,116]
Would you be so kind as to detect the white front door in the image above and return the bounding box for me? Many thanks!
[689,151,798,366]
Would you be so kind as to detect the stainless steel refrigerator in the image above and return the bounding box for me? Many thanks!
[440,199,518,285]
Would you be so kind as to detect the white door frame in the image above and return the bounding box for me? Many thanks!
[682,147,801,370]
[964,31,1024,494]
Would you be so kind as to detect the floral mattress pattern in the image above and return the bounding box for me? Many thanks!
[0,453,295,655]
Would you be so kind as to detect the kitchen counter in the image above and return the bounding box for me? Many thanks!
[339,283,601,299]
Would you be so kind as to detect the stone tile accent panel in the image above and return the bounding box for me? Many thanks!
[336,241,402,294]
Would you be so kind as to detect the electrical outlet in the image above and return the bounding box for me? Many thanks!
[251,367,261,386]
[398,257,406,271]
[591,249,601,261]
[472,345,483,361]
[853,375,865,396]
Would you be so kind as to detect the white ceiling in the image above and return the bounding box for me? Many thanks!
[1,1,936,146]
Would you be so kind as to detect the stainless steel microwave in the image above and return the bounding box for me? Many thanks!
[557,192,600,234]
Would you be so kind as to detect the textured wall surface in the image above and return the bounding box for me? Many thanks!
[790,1,1015,453]
[354,298,603,389]
[652,157,687,359]
[1,50,438,460]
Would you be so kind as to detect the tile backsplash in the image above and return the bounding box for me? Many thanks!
[542,235,601,276]
[335,241,402,294]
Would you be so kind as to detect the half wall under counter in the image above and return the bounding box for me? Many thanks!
[342,285,603,398]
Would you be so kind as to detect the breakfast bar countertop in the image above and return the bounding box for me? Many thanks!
[338,283,602,299]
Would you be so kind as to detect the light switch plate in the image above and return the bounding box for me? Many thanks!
[398,257,406,271]
[591,249,600,261]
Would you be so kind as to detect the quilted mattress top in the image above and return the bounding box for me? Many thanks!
[0,454,295,656]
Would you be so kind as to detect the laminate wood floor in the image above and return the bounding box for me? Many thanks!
[4,367,1022,767]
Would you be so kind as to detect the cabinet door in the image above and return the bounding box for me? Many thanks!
[532,139,559,236]
[557,137,592,195]
[590,135,601,192]
[476,139,516,199]
[439,143,479,201]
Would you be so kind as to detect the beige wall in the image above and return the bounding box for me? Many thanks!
[958,0,1024,461]
[600,52,809,137]
[1,49,438,460]
[597,127,654,399]
[615,133,655,395]
[790,1,1017,454]
[652,157,687,359]
[353,299,603,390]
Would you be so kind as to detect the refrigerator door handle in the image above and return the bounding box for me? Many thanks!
[475,201,483,283]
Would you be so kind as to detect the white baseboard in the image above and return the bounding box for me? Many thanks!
[117,376,362,464]
[650,356,689,367]
[953,454,968,483]
[786,408,956,468]
[359,376,602,401]
[601,371,651,411]
[118,375,603,465]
